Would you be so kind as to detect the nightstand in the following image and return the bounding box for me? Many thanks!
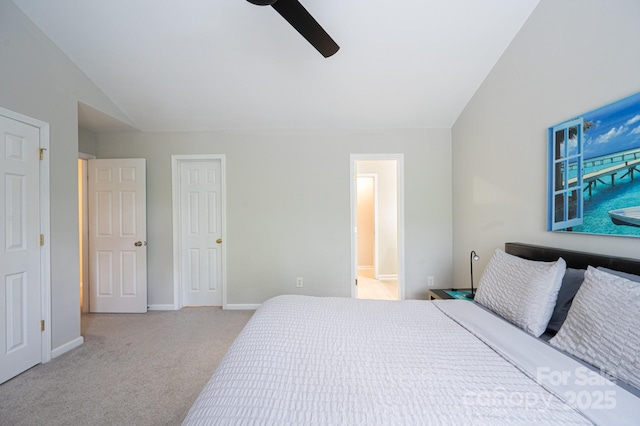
[428,288,474,300]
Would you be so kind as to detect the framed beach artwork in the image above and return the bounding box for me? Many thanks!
[548,91,640,237]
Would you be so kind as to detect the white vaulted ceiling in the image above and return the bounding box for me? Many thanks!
[12,0,539,131]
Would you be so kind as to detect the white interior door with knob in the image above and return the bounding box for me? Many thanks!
[0,114,42,384]
[179,159,223,307]
[88,159,147,313]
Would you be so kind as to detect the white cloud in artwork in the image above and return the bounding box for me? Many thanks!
[568,134,578,151]
[626,115,640,126]
[630,124,640,135]
[594,126,626,144]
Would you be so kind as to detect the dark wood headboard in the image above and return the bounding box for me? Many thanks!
[505,242,640,276]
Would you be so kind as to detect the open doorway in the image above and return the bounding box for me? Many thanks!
[350,155,404,301]
[78,155,93,313]
[356,174,376,279]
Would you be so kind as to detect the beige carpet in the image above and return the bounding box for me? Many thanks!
[0,308,253,426]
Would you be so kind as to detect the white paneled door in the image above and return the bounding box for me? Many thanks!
[0,115,41,384]
[180,160,222,306]
[88,159,147,313]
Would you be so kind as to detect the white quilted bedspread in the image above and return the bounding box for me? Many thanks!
[183,295,594,425]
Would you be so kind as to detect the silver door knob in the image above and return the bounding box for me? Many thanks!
[134,241,143,247]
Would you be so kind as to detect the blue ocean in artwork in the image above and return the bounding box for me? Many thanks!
[570,155,640,236]
[564,90,640,237]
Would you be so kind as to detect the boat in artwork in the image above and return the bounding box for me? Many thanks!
[608,206,640,227]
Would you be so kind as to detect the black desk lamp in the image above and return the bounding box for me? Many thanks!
[465,250,480,299]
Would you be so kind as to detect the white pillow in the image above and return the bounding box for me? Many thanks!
[474,249,566,337]
[550,266,640,390]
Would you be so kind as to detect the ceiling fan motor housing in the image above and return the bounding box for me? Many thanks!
[247,0,277,5]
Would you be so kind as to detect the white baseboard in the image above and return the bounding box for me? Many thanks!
[224,303,260,310]
[148,304,176,311]
[377,274,398,281]
[52,336,84,358]
[149,303,260,311]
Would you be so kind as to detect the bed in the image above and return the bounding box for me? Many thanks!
[183,243,640,425]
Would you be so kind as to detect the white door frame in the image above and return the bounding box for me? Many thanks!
[355,173,379,279]
[1,107,51,364]
[350,154,405,300]
[171,154,227,310]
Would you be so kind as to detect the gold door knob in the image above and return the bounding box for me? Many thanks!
[216,238,222,244]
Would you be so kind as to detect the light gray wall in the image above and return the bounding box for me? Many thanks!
[95,129,453,304]
[78,127,97,156]
[452,0,640,286]
[0,0,133,350]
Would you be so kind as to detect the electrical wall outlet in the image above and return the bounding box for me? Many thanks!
[427,276,435,287]
[296,277,303,288]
